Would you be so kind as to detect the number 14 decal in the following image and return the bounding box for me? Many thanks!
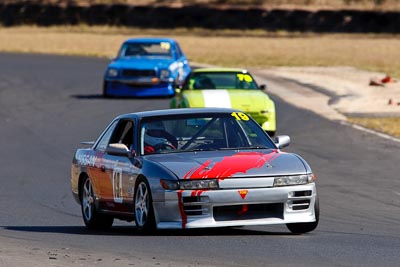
[113,167,123,203]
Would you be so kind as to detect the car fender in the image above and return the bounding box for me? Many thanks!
[293,154,313,174]
[140,159,179,202]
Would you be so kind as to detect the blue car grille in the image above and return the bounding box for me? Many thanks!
[122,69,156,77]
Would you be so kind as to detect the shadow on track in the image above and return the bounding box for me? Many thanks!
[70,94,173,100]
[70,94,104,99]
[3,225,292,237]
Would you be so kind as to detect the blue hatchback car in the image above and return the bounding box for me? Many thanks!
[103,38,191,97]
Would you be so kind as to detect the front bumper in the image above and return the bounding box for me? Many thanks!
[247,111,276,132]
[153,183,317,229]
[104,80,175,97]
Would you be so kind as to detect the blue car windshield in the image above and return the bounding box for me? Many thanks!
[118,42,172,59]
[140,112,276,155]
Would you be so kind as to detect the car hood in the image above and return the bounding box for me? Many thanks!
[183,89,272,112]
[146,149,307,179]
[108,57,174,70]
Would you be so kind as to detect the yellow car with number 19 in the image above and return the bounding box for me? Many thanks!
[170,68,277,136]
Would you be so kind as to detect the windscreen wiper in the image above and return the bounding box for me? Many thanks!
[218,146,269,150]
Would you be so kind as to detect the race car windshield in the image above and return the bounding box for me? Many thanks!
[118,42,172,58]
[184,72,259,90]
[140,112,276,155]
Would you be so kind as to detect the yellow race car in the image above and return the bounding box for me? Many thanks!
[170,68,276,136]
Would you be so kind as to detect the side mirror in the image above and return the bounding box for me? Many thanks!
[274,135,290,149]
[106,143,133,157]
[259,84,267,90]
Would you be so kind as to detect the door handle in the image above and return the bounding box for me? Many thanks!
[100,165,106,172]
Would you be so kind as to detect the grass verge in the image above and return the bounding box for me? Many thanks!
[1,26,400,78]
[348,117,400,138]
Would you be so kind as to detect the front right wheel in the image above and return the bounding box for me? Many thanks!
[134,177,156,233]
[80,176,114,230]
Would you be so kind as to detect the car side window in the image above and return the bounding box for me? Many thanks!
[109,120,134,151]
[175,43,183,59]
[95,120,119,152]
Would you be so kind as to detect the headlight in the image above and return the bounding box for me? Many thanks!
[160,179,179,190]
[179,179,219,190]
[160,179,219,190]
[273,174,315,187]
[160,69,170,80]
[107,68,118,77]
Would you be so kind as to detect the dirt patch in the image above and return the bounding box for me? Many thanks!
[263,66,400,117]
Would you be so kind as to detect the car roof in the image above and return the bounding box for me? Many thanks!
[116,108,241,120]
[192,68,249,73]
[123,38,176,44]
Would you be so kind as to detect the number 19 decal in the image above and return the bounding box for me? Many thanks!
[231,112,249,121]
[237,74,253,82]
[113,167,123,203]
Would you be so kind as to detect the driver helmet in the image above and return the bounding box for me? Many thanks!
[194,77,215,89]
[143,121,170,146]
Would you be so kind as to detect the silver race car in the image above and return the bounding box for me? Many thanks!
[71,108,319,234]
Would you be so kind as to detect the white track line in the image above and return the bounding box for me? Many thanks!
[339,120,400,144]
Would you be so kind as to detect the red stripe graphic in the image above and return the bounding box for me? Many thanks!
[184,151,279,179]
[177,190,187,229]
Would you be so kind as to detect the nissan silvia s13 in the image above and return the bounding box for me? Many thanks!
[71,108,319,234]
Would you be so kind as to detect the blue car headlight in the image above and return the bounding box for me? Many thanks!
[107,68,118,77]
[160,69,170,80]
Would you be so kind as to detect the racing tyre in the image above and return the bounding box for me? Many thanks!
[267,131,276,138]
[286,197,319,234]
[134,177,156,233]
[102,80,109,98]
[81,176,114,230]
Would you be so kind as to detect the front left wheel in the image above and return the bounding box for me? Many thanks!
[286,196,319,234]
[81,176,114,230]
[134,177,156,233]
[102,80,109,98]
[266,131,276,138]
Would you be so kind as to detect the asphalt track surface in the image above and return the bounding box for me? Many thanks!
[0,53,400,266]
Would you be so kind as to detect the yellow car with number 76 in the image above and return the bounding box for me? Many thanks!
[170,68,276,136]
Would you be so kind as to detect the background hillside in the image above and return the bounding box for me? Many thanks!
[2,0,400,33]
[3,0,400,10]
